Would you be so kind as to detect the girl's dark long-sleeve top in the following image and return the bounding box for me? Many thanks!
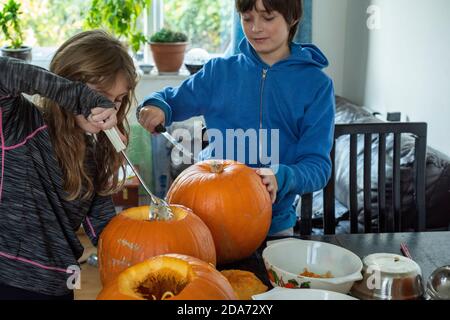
[0,57,116,296]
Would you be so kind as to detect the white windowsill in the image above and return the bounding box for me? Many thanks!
[138,68,191,80]
[30,46,193,81]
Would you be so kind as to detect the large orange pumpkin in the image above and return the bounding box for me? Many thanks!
[166,160,272,264]
[97,254,237,300]
[98,205,216,285]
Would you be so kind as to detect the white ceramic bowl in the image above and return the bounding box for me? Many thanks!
[262,239,363,294]
[252,287,358,300]
[139,64,154,75]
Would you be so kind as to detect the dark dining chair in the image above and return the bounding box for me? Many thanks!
[298,122,428,235]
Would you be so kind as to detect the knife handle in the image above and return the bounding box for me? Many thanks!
[155,123,167,133]
[104,127,126,153]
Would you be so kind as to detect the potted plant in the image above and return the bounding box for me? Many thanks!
[0,0,32,61]
[84,0,151,53]
[149,28,189,74]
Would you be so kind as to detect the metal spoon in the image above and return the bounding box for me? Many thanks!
[103,127,173,221]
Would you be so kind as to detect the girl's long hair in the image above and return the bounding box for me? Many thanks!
[40,30,137,201]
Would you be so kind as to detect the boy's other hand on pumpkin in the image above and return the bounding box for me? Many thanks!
[254,168,278,204]
[139,105,165,134]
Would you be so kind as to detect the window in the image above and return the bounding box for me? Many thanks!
[1,0,90,67]
[160,0,233,54]
[1,0,234,66]
[1,0,89,48]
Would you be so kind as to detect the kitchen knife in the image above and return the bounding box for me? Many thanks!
[155,124,196,162]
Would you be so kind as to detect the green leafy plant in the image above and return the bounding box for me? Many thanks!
[163,0,232,53]
[149,28,188,43]
[84,0,151,52]
[0,0,25,49]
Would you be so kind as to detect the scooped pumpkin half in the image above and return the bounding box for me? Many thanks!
[97,254,237,300]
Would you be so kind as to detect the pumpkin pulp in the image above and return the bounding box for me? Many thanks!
[136,268,189,300]
[120,256,194,300]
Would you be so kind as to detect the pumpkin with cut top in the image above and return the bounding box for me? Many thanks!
[97,254,237,300]
[98,205,216,285]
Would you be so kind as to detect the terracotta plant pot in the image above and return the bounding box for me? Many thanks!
[1,46,32,62]
[149,42,188,74]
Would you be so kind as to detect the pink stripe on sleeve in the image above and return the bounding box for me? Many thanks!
[0,251,72,274]
[85,216,97,238]
[4,125,48,150]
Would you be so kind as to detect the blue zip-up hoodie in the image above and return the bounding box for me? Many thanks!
[139,39,335,235]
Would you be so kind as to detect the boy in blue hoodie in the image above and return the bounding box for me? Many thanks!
[137,0,335,236]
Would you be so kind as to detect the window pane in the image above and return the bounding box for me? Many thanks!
[0,0,89,48]
[163,0,233,54]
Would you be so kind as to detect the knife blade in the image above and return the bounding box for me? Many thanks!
[155,124,196,162]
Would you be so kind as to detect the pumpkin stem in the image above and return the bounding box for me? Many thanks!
[210,160,224,174]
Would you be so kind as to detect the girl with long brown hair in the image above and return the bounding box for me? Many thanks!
[0,30,137,299]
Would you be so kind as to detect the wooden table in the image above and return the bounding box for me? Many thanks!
[220,231,450,290]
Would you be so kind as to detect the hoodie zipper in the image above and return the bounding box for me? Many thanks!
[259,68,268,167]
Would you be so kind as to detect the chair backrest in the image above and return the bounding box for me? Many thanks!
[298,122,428,235]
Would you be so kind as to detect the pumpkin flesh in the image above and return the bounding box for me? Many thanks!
[97,254,237,300]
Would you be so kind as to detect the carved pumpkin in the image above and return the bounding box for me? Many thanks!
[98,205,216,285]
[166,160,272,264]
[97,254,237,300]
